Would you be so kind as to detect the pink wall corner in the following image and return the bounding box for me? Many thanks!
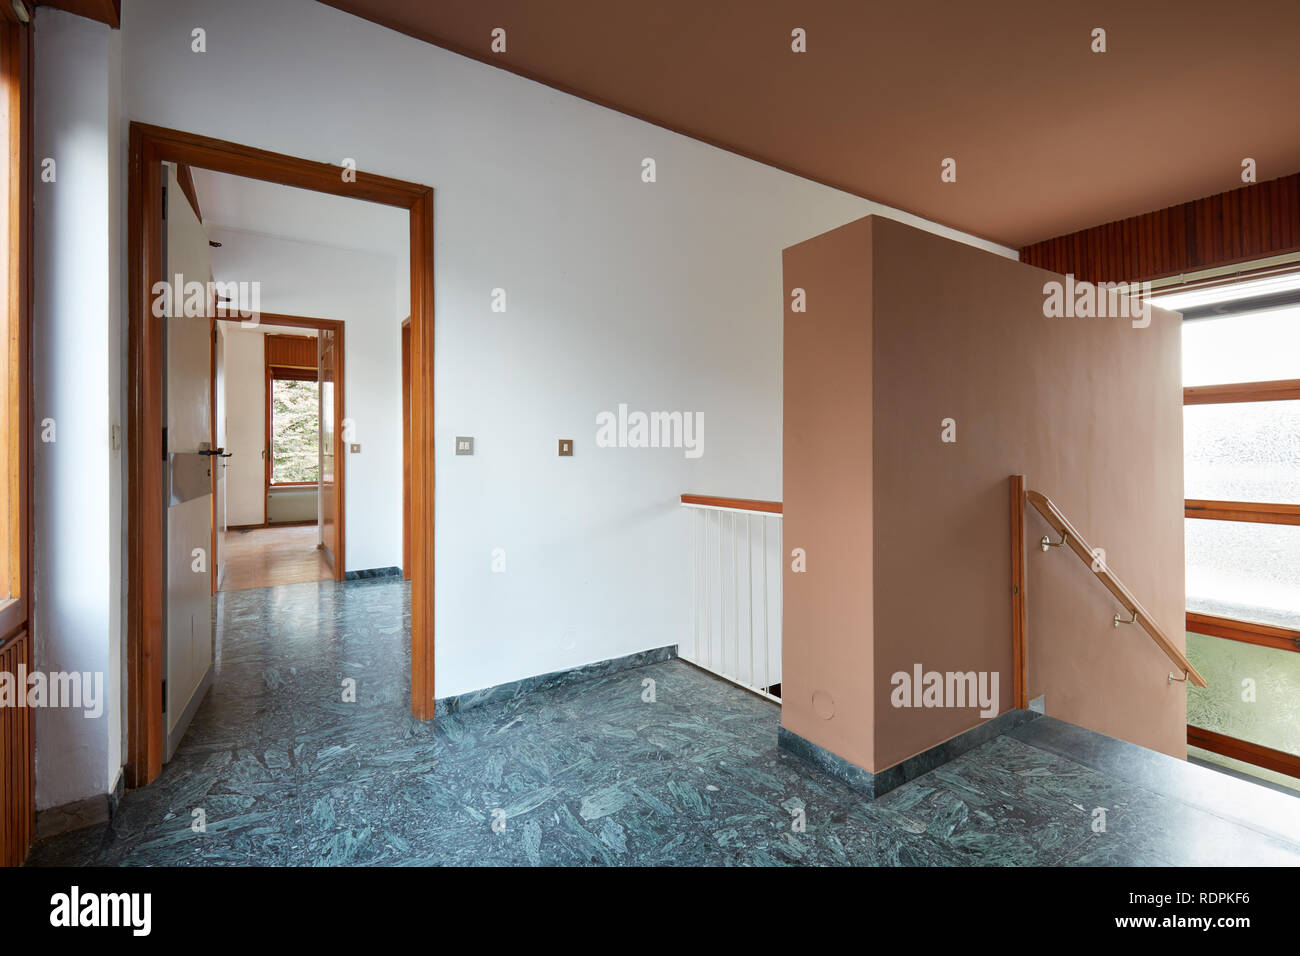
[781,216,877,773]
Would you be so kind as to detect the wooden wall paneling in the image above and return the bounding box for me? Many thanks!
[0,630,33,866]
[265,332,317,370]
[1020,173,1300,283]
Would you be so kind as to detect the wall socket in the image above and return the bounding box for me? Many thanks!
[558,439,573,457]
[456,436,474,456]
[350,443,361,453]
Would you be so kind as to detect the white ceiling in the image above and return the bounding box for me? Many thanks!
[189,167,408,259]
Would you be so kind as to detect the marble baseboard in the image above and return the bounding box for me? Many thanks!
[436,645,678,715]
[344,566,402,581]
[780,708,1042,799]
[108,768,124,816]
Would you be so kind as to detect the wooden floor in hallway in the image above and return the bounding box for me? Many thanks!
[220,524,333,591]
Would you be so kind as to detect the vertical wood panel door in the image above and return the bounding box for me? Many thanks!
[163,164,214,762]
[318,329,337,566]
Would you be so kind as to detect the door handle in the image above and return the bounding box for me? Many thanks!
[198,447,225,456]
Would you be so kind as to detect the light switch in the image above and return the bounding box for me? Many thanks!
[558,439,573,457]
[456,436,474,456]
[350,443,361,453]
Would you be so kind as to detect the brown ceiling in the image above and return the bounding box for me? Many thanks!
[319,0,1300,249]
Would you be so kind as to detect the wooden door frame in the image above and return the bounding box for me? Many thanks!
[261,326,334,539]
[127,123,436,787]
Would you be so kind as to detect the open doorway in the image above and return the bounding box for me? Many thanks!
[127,124,436,787]
[214,316,346,592]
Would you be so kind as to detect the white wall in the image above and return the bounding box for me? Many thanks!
[208,226,402,571]
[117,0,1014,700]
[219,324,264,527]
[32,9,122,809]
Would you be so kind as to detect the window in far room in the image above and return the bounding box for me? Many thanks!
[269,374,319,485]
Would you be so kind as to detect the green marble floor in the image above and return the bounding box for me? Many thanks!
[27,578,1300,866]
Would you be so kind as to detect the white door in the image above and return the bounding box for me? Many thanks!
[214,325,227,586]
[163,163,215,761]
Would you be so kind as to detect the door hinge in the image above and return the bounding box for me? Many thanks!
[161,183,167,220]
[162,426,168,459]
[161,679,167,712]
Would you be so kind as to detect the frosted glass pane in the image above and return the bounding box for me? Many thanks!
[1186,632,1300,791]
[1184,400,1300,503]
[1186,519,1300,630]
[1182,306,1300,387]
[1186,632,1300,757]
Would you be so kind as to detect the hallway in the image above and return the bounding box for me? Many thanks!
[27,579,1300,866]
[219,525,333,592]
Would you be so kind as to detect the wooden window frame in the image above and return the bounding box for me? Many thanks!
[1182,345,1300,782]
[265,358,322,490]
[1182,378,1300,643]
[128,125,435,787]
[1187,725,1300,781]
[0,14,28,642]
[0,8,32,869]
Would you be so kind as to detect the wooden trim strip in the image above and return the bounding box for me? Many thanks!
[1186,611,1300,653]
[176,163,201,223]
[1187,724,1300,780]
[408,188,435,720]
[1183,379,1300,405]
[1010,476,1028,710]
[1027,489,1207,686]
[680,494,783,515]
[1185,499,1300,525]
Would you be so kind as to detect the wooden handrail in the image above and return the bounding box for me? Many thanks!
[1026,489,1207,687]
[680,494,783,515]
